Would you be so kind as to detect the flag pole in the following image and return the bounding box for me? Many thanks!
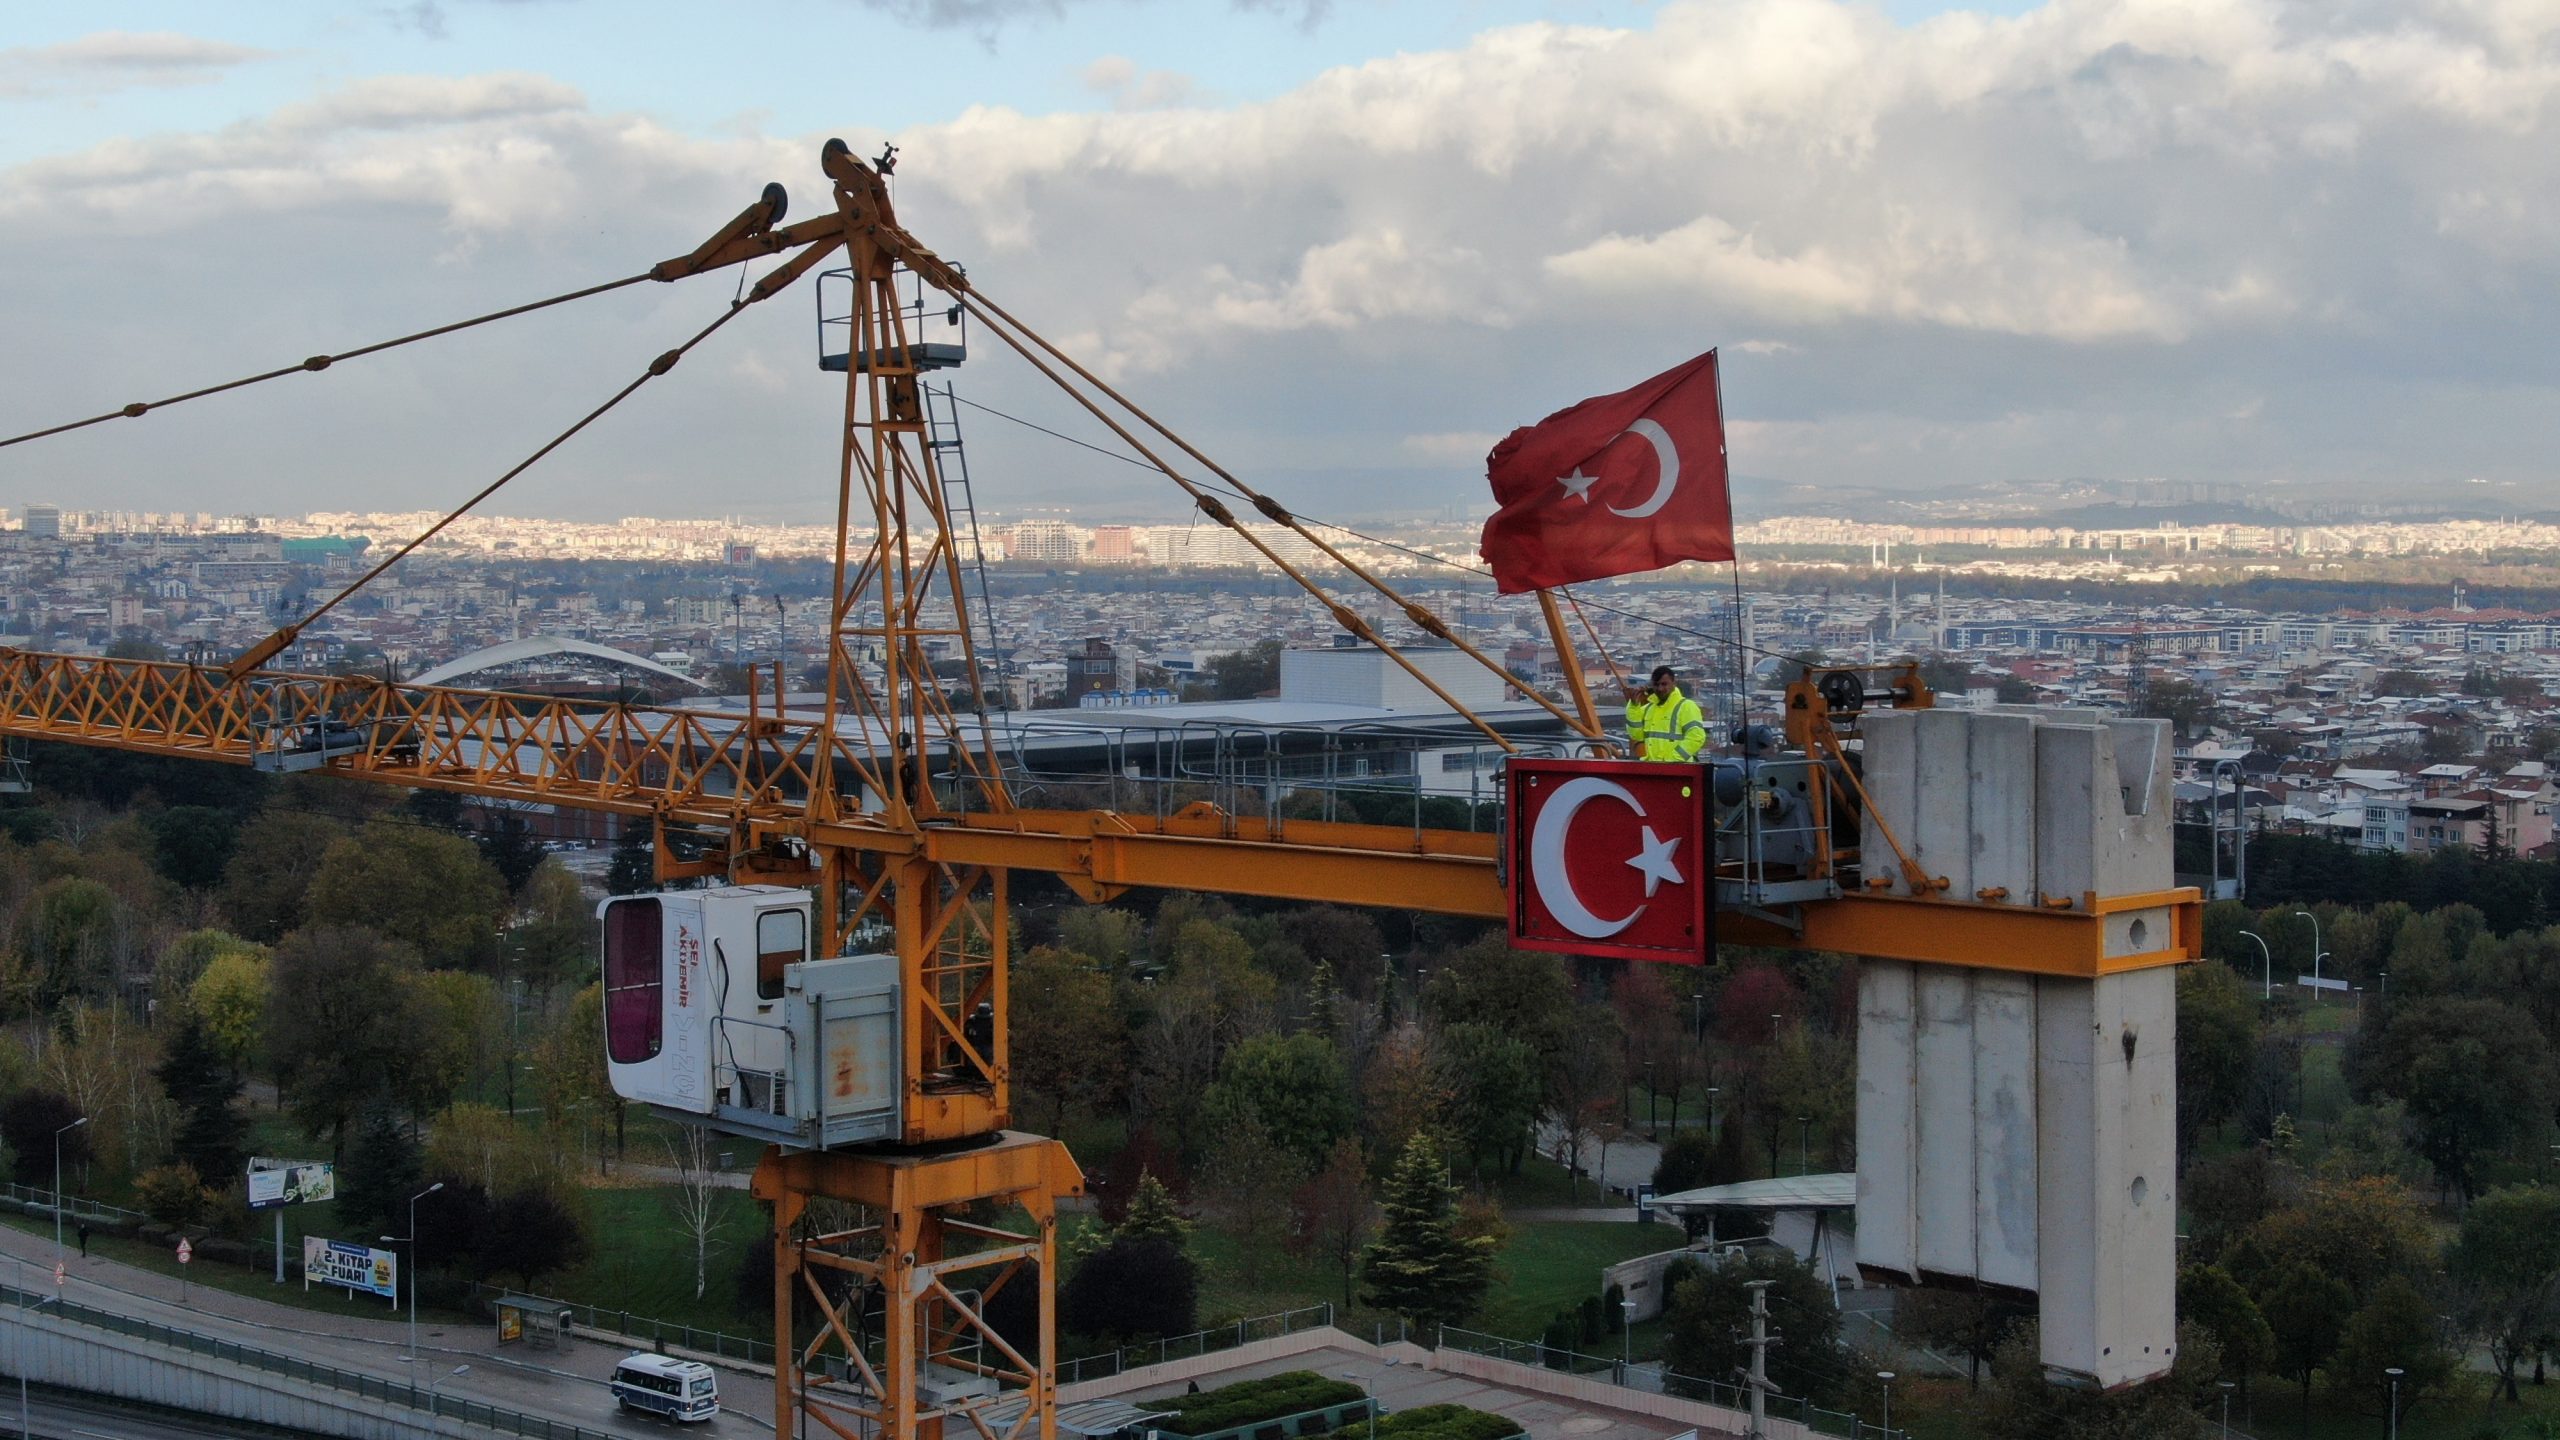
[1536,589,1603,741]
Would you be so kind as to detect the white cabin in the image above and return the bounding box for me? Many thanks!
[598,884,901,1148]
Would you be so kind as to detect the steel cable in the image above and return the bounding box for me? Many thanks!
[0,271,654,452]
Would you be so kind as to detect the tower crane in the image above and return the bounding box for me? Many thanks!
[0,140,2200,1437]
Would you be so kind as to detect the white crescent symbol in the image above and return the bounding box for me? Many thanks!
[1529,776,1648,939]
[1606,418,1682,519]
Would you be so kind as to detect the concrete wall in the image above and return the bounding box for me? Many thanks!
[1853,708,2179,1390]
[0,1307,490,1440]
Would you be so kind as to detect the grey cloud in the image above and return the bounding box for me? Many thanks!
[10,0,2560,524]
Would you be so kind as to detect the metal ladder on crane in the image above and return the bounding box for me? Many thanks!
[922,379,1009,710]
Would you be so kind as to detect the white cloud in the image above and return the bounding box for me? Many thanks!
[0,31,271,100]
[11,0,2560,519]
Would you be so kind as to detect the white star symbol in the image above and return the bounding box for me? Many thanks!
[1626,826,1684,897]
[1556,468,1599,502]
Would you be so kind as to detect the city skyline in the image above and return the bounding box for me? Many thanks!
[8,2,2560,525]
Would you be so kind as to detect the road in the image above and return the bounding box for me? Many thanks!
[3,1386,293,1440]
[0,1221,772,1437]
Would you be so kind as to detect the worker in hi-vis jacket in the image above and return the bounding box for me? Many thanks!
[1624,664,1708,761]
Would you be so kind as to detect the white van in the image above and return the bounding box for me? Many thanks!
[611,1353,719,1423]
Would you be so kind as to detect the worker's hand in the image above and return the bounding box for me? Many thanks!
[1623,686,1643,705]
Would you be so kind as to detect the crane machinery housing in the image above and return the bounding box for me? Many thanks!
[0,139,2199,1440]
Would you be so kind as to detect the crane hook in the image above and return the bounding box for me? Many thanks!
[875,143,899,177]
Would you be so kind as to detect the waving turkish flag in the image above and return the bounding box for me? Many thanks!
[1478,350,1733,594]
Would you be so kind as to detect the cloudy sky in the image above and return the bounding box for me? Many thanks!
[5,0,2557,527]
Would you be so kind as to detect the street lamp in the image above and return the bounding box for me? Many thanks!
[1705,1087,1721,1140]
[2237,929,2273,1000]
[1619,1298,1636,1380]
[1336,1371,1377,1440]
[2216,1380,2233,1438]
[52,1116,88,1260]
[1876,1371,1895,1435]
[2384,1366,2404,1440]
[1797,1116,1811,1175]
[2294,910,2327,991]
[428,1363,472,1421]
[387,1181,445,1360]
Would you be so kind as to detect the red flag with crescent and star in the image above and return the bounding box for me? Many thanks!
[1477,350,1733,594]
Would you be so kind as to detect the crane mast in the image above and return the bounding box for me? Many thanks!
[0,138,2204,1433]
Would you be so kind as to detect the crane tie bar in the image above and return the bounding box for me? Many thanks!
[0,271,655,452]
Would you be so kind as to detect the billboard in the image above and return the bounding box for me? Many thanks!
[302,1236,397,1300]
[247,1160,335,1210]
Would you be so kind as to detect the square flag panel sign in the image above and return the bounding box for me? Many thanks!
[1506,758,1709,963]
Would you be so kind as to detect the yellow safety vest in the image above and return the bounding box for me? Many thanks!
[1627,687,1707,761]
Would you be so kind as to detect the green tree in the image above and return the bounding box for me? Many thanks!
[1422,936,1573,1064]
[507,862,595,989]
[24,875,122,1007]
[217,809,345,943]
[1195,1114,1304,1280]
[1359,1134,1495,1329]
[2451,1184,2560,1405]
[2257,1261,2353,1418]
[2177,961,2260,1162]
[482,1187,591,1288]
[406,970,504,1116]
[1202,1031,1355,1171]
[304,820,508,970]
[1436,1022,1544,1178]
[154,1014,247,1181]
[1009,946,1123,1135]
[2177,1265,2274,1404]
[2243,1176,2434,1305]
[2345,996,2560,1199]
[147,806,240,891]
[605,824,654,896]
[1113,1170,1192,1251]
[336,1103,423,1239]
[2334,1275,2458,1426]
[1993,674,2037,704]
[1062,1236,1197,1340]
[267,926,428,1151]
[1662,1248,1847,1405]
[1203,639,1283,700]
[1978,1319,2221,1440]
[470,806,546,894]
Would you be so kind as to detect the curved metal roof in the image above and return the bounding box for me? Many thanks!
[407,634,708,690]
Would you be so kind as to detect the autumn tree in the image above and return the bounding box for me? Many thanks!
[1544,1003,1625,1200]
[336,1103,423,1239]
[661,1122,730,1300]
[1290,1137,1374,1307]
[1360,1134,1495,1329]
[1195,1115,1303,1280]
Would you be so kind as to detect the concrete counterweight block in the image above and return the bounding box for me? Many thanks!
[1850,708,2178,1390]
